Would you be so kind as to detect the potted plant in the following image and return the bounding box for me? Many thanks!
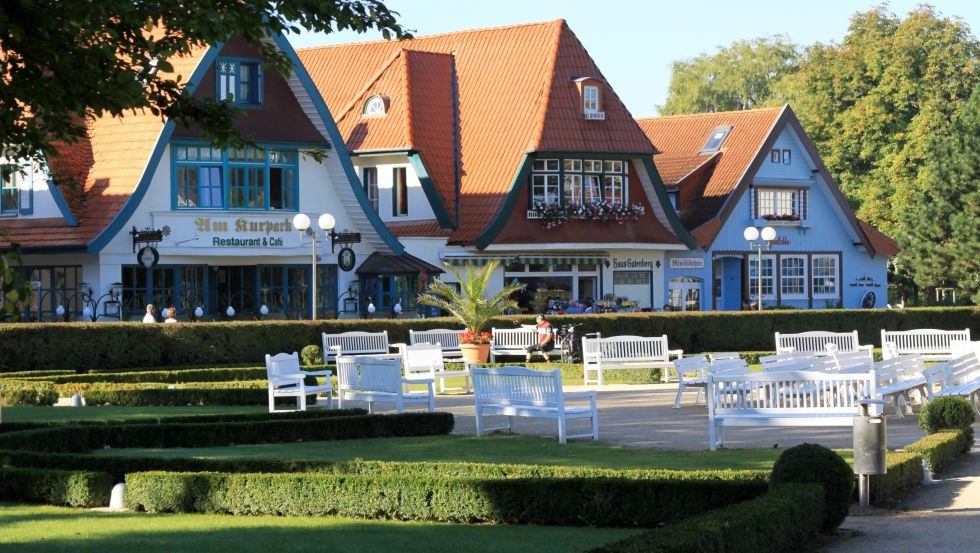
[417,260,524,364]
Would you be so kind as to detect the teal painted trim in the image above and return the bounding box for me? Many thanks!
[272,33,403,255]
[47,179,77,226]
[534,151,653,159]
[408,153,453,228]
[88,44,224,254]
[642,157,697,250]
[474,154,532,250]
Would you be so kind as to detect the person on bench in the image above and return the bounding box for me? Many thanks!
[526,314,555,363]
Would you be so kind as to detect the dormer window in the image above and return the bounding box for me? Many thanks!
[363,95,389,117]
[215,58,263,106]
[574,78,605,120]
[701,125,732,153]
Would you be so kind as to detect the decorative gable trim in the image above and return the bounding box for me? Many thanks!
[47,178,78,226]
[639,157,697,250]
[474,154,533,250]
[408,153,454,229]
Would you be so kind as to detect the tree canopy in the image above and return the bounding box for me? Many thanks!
[899,84,980,303]
[658,36,801,115]
[0,0,411,165]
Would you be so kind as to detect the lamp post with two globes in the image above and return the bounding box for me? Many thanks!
[292,212,336,321]
[743,225,777,312]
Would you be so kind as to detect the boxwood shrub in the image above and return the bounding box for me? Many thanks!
[0,467,112,507]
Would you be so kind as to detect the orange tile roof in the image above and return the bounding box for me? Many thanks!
[299,20,658,245]
[1,45,207,251]
[386,219,453,237]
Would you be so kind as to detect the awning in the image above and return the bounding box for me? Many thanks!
[515,254,610,267]
[355,252,445,275]
[441,255,514,266]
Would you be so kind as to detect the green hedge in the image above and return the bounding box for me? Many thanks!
[124,468,767,527]
[590,483,824,553]
[0,379,59,406]
[904,428,974,475]
[0,467,112,507]
[1,307,975,372]
[0,411,454,453]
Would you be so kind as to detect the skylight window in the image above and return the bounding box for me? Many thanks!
[701,125,733,153]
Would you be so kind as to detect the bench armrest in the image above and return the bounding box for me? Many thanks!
[667,348,684,359]
[857,344,874,352]
[302,369,333,377]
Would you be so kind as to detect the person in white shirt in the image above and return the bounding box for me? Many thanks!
[143,304,157,323]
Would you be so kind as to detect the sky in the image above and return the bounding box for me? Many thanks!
[289,0,979,117]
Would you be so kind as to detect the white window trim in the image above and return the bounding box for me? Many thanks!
[747,254,776,300]
[779,255,808,300]
[811,255,840,299]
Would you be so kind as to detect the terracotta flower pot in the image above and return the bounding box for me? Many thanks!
[460,343,491,364]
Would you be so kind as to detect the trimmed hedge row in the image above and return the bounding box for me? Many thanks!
[0,467,112,507]
[590,483,824,553]
[904,428,974,475]
[33,367,270,384]
[0,379,59,406]
[124,469,767,527]
[0,411,455,453]
[1,307,975,372]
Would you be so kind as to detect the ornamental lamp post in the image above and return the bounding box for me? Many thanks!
[743,225,777,312]
[292,212,336,321]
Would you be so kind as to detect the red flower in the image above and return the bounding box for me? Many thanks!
[460,330,492,344]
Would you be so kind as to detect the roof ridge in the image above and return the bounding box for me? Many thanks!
[637,105,784,122]
[295,19,565,51]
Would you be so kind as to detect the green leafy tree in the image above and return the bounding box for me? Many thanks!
[0,0,410,164]
[900,84,980,303]
[659,36,801,115]
[777,5,980,238]
[0,240,32,322]
[0,0,410,316]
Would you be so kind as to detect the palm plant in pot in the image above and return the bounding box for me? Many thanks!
[417,260,524,364]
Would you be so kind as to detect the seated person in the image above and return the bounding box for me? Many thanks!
[525,314,555,363]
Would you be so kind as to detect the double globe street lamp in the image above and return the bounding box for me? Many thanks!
[743,225,777,312]
[292,212,336,321]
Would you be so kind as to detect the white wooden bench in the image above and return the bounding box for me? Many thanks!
[335,355,434,413]
[322,330,392,364]
[775,330,873,358]
[872,354,928,417]
[409,328,465,363]
[265,352,333,412]
[489,327,562,362]
[581,334,682,385]
[881,328,972,361]
[706,369,878,450]
[472,366,597,444]
[673,355,749,408]
[401,342,470,394]
[923,352,980,414]
[759,350,818,373]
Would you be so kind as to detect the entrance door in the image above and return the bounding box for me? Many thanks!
[715,257,744,311]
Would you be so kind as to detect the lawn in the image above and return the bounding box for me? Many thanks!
[0,503,639,553]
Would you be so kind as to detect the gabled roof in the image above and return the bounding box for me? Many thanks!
[638,106,898,257]
[299,19,660,245]
[1,46,206,251]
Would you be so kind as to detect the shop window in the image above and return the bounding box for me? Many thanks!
[669,277,702,311]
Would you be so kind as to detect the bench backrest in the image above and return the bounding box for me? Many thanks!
[882,329,971,360]
[951,340,980,359]
[709,352,742,363]
[775,330,863,355]
[472,366,563,408]
[828,348,874,372]
[336,355,402,394]
[673,355,710,377]
[708,370,877,412]
[409,328,464,354]
[582,335,669,360]
[401,343,445,379]
[322,331,390,361]
[759,351,818,373]
[265,352,300,380]
[491,327,562,349]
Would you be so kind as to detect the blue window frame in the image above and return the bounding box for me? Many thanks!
[215,58,263,106]
[1,163,32,215]
[173,144,297,211]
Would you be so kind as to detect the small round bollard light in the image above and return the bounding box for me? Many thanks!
[260,304,269,316]
[367,301,376,314]
[226,306,236,318]
[56,305,65,317]
[194,306,204,318]
[109,483,127,510]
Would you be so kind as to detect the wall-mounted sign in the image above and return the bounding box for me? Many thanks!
[338,247,356,272]
[668,257,705,270]
[137,246,160,268]
[612,258,657,270]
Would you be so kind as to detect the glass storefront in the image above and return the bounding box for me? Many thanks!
[504,261,599,314]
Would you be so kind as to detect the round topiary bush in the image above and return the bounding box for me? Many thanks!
[300,345,323,366]
[769,443,854,531]
[919,396,975,434]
